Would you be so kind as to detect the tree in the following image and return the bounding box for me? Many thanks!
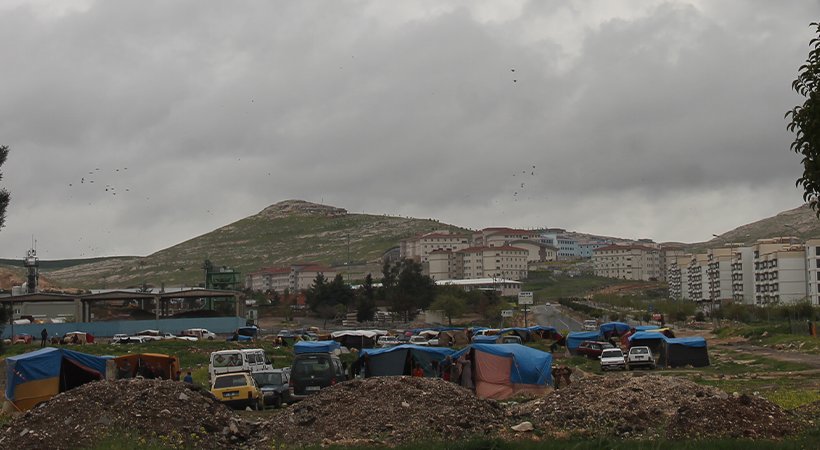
[787,23,820,214]
[305,273,328,312]
[430,294,467,326]
[356,273,377,322]
[327,274,355,309]
[382,259,436,322]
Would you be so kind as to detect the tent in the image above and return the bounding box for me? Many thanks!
[109,353,180,380]
[359,344,456,377]
[471,335,502,344]
[566,331,601,354]
[331,330,387,350]
[5,347,110,412]
[294,340,341,354]
[665,337,710,368]
[466,343,553,400]
[599,322,631,339]
[437,329,470,347]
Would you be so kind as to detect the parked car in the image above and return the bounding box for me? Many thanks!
[626,346,656,370]
[600,348,626,371]
[576,341,614,359]
[377,336,400,348]
[408,335,429,346]
[210,372,263,410]
[181,328,216,340]
[112,335,150,344]
[134,330,164,341]
[161,333,198,341]
[499,335,522,344]
[289,352,346,401]
[253,369,292,408]
[582,319,598,331]
[209,348,273,382]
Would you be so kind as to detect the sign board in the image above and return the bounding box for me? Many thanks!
[518,291,534,305]
[501,309,514,318]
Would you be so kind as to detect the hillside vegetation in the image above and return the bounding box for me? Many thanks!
[44,200,469,289]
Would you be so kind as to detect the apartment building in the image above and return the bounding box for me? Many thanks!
[731,247,755,304]
[806,239,820,306]
[473,228,540,247]
[592,245,661,281]
[707,248,734,305]
[399,231,471,264]
[456,246,528,281]
[753,239,806,305]
[687,254,709,302]
[245,264,336,293]
[578,240,612,258]
[542,233,579,260]
[427,249,456,281]
[506,239,557,263]
[666,254,693,300]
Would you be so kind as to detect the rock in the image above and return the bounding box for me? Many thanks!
[229,421,239,435]
[178,392,189,401]
[401,402,410,408]
[511,421,534,432]
[19,429,28,437]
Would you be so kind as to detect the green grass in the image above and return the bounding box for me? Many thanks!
[523,272,617,299]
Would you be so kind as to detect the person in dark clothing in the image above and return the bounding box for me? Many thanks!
[183,371,194,383]
[40,328,48,348]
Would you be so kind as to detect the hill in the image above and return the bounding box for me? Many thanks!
[44,200,469,289]
[684,203,818,251]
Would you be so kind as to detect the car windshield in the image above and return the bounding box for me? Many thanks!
[602,350,623,357]
[212,352,243,367]
[631,348,649,354]
[213,374,249,389]
[293,356,331,376]
[253,372,283,386]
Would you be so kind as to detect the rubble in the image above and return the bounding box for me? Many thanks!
[667,393,798,440]
[0,379,254,450]
[509,374,740,438]
[254,376,505,447]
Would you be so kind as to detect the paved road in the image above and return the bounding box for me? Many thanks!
[532,303,585,332]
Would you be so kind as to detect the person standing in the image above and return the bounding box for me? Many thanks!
[459,355,473,389]
[40,328,48,348]
[183,371,194,383]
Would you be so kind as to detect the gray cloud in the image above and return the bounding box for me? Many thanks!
[0,0,814,260]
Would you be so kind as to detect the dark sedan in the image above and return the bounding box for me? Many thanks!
[576,341,615,359]
[252,369,292,408]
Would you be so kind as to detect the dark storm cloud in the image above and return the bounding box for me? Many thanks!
[0,0,814,259]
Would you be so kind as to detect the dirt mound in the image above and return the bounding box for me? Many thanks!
[667,393,799,440]
[508,374,728,438]
[255,376,504,447]
[0,379,252,450]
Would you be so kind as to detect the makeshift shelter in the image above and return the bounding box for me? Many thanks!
[294,340,341,354]
[109,353,181,380]
[359,344,456,377]
[599,322,631,339]
[566,331,601,355]
[471,335,502,344]
[525,326,561,341]
[5,347,110,412]
[465,343,553,400]
[437,329,470,347]
[665,337,709,368]
[628,331,668,367]
[331,330,387,350]
[63,331,95,344]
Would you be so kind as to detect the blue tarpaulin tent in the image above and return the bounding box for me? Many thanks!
[359,344,456,377]
[566,331,601,354]
[294,340,341,354]
[5,347,111,411]
[665,337,709,367]
[599,322,631,337]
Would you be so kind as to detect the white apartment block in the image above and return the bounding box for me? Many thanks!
[592,245,661,281]
[707,248,734,305]
[667,254,692,300]
[427,249,456,281]
[687,254,709,302]
[731,247,755,305]
[542,233,579,260]
[473,228,540,247]
[507,239,557,263]
[400,231,471,264]
[578,241,611,258]
[806,239,820,306]
[456,246,528,281]
[753,240,806,306]
[245,264,336,293]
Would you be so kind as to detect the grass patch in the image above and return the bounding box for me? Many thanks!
[523,272,615,299]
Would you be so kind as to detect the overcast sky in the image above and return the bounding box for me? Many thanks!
[0,0,816,260]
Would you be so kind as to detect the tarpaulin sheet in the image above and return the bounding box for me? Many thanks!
[470,343,552,386]
[294,340,341,354]
[566,331,601,350]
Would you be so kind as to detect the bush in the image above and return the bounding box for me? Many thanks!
[694,311,705,322]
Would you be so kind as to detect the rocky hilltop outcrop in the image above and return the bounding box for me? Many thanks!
[258,200,347,219]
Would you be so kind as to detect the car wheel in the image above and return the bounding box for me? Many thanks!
[627,365,632,371]
[273,395,282,409]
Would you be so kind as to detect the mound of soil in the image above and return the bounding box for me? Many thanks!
[0,379,252,450]
[667,393,798,440]
[256,376,504,447]
[509,374,730,438]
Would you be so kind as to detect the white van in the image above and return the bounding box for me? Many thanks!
[583,320,598,331]
[208,348,273,381]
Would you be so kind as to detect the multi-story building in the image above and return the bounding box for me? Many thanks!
[577,240,612,258]
[753,239,806,305]
[507,239,557,263]
[456,246,528,280]
[245,264,336,293]
[667,254,692,300]
[592,245,661,281]
[707,248,734,305]
[806,239,820,306]
[427,249,456,281]
[541,233,579,260]
[474,228,540,247]
[731,247,755,304]
[399,231,471,264]
[687,254,709,303]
